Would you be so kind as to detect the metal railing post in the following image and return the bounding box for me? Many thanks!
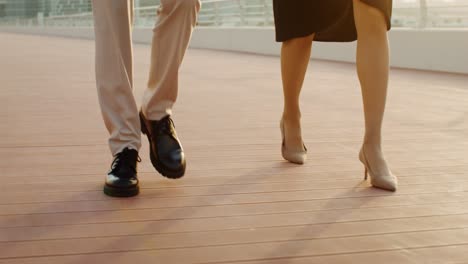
[239,0,245,26]
[419,0,428,28]
[263,0,268,26]
[214,1,220,26]
[135,0,141,26]
[37,12,44,27]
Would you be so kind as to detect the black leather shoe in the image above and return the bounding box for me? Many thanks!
[103,148,140,197]
[140,112,186,179]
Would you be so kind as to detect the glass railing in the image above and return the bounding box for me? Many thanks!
[0,0,467,29]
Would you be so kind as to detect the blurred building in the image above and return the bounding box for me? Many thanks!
[1,0,39,18]
[0,0,467,28]
[0,1,6,17]
[0,0,91,18]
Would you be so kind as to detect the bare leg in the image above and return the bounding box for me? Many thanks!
[280,34,314,154]
[353,0,397,190]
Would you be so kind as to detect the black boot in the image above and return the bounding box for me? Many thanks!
[104,148,140,197]
[140,112,186,179]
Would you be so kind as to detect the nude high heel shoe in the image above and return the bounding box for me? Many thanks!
[360,148,397,192]
[280,119,307,164]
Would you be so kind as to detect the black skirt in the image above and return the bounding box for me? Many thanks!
[273,0,392,42]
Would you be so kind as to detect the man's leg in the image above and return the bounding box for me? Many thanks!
[93,0,140,155]
[141,0,201,119]
[139,0,200,179]
[92,0,141,197]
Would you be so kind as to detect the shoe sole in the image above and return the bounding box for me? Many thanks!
[103,185,140,197]
[140,113,186,179]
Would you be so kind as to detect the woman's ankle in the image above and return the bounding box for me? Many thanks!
[282,110,301,123]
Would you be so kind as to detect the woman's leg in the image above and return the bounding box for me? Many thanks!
[353,0,396,190]
[280,34,314,153]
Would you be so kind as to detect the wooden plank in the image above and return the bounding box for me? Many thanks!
[2,201,468,229]
[1,191,467,215]
[2,232,468,263]
[0,181,466,205]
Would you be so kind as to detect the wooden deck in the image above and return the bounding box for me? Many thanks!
[1,32,468,263]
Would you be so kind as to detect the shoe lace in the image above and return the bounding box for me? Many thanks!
[110,149,141,173]
[154,116,174,136]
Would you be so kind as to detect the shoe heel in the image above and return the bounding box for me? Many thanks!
[359,147,397,192]
[280,119,307,164]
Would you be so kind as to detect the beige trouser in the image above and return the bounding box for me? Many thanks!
[92,0,200,155]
